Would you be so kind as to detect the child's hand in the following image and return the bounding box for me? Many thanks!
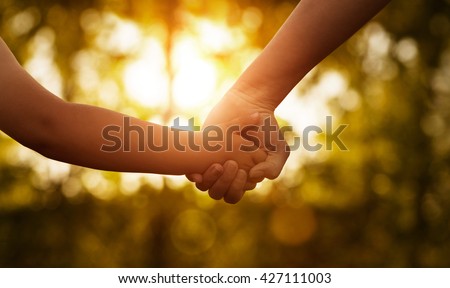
[186,94,290,202]
[198,113,267,203]
[226,129,267,172]
[217,128,267,203]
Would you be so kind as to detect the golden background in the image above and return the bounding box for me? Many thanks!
[0,0,449,267]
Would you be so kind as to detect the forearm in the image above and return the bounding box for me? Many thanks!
[0,49,224,175]
[231,0,391,110]
[32,102,228,175]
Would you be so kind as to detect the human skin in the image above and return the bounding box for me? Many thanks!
[0,37,266,203]
[188,0,392,201]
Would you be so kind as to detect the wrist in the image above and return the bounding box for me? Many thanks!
[225,81,278,113]
[171,130,225,174]
[194,130,229,163]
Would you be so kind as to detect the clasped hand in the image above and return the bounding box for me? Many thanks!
[186,91,290,204]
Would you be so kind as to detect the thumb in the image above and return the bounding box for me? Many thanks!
[249,147,290,180]
[249,158,283,180]
[186,173,202,183]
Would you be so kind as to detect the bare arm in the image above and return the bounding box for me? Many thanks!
[190,0,391,192]
[232,0,391,109]
[0,38,265,176]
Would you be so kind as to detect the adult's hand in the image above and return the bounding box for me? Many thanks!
[187,0,391,202]
[186,90,290,202]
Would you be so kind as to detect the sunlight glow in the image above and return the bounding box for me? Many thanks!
[362,23,398,80]
[98,80,120,108]
[123,38,169,107]
[7,7,39,36]
[196,20,239,52]
[165,175,188,190]
[141,173,165,191]
[81,170,116,200]
[277,70,347,133]
[242,7,263,32]
[4,144,71,190]
[172,35,217,109]
[276,69,350,170]
[95,13,142,55]
[394,37,418,65]
[120,173,142,195]
[71,49,101,92]
[31,158,71,189]
[24,27,63,97]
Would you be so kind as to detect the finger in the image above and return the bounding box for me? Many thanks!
[249,115,290,180]
[186,173,202,183]
[208,160,238,200]
[195,164,224,192]
[249,175,265,183]
[249,148,290,180]
[223,169,247,204]
[244,181,258,191]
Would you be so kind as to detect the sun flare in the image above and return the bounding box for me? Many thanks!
[121,25,227,113]
[123,38,169,108]
[172,35,218,109]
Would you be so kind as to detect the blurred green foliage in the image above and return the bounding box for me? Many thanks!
[1,0,450,267]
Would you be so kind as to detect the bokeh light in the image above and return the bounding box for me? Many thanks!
[0,0,449,268]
